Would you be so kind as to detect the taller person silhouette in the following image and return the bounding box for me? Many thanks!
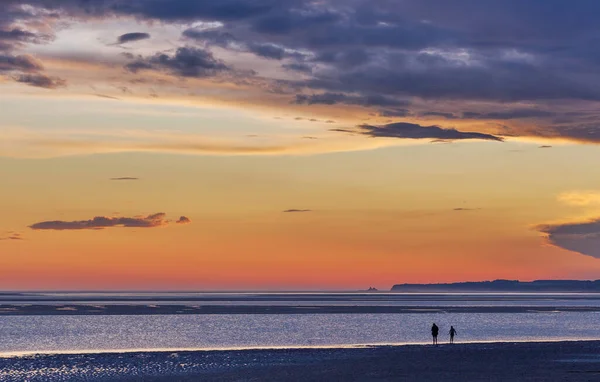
[431,323,439,345]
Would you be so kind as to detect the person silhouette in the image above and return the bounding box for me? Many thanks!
[431,323,439,345]
[449,326,457,344]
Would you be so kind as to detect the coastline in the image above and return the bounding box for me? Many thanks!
[2,338,600,358]
[2,304,600,315]
[2,340,600,381]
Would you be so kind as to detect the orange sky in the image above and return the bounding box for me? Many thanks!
[3,141,600,290]
[4,2,600,290]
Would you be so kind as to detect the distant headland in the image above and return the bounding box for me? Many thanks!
[390,279,600,292]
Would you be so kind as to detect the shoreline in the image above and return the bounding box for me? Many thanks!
[2,338,600,358]
[2,340,600,381]
[2,304,600,315]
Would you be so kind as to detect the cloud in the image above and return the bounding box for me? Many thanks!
[283,209,312,213]
[183,28,299,61]
[71,0,281,22]
[0,54,66,89]
[176,216,192,224]
[7,0,600,144]
[282,62,313,73]
[29,213,183,230]
[117,32,150,44]
[14,73,66,89]
[0,28,39,47]
[124,46,229,78]
[110,177,139,181]
[537,219,600,259]
[352,122,504,141]
[182,28,237,47]
[4,131,323,157]
[95,94,120,100]
[0,26,51,52]
[0,54,44,72]
[557,191,600,206]
[328,128,355,133]
[0,232,23,241]
[462,109,555,120]
[539,145,553,149]
[248,43,287,60]
[453,208,480,211]
[379,109,411,118]
[0,28,37,41]
[421,112,457,119]
[295,93,409,108]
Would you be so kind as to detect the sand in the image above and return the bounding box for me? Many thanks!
[2,341,600,381]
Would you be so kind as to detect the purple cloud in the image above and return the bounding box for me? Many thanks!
[29,213,190,230]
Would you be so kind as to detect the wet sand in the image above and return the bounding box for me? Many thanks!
[2,340,600,381]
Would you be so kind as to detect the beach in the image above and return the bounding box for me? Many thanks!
[2,340,600,381]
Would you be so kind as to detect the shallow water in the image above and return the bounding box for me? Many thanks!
[2,311,600,355]
[4,292,600,306]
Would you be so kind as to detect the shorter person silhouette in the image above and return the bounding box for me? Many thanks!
[449,326,457,344]
[431,323,439,345]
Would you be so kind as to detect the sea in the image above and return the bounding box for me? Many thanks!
[1,292,600,356]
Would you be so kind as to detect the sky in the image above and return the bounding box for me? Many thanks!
[3,1,600,290]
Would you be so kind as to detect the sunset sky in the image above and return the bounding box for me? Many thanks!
[3,0,600,290]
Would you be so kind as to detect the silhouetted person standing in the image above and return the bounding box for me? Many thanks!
[431,323,439,345]
[449,326,457,344]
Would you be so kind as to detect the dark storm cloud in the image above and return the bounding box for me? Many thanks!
[313,49,371,69]
[355,122,503,141]
[304,56,600,102]
[6,0,600,141]
[110,177,139,180]
[248,43,286,60]
[282,62,313,73]
[294,93,409,108]
[15,73,66,89]
[0,28,37,42]
[537,219,600,259]
[1,0,285,22]
[283,209,312,213]
[117,32,150,44]
[183,27,302,61]
[28,213,189,230]
[182,28,237,47]
[124,47,229,78]
[421,112,458,119]
[463,109,555,120]
[113,0,283,22]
